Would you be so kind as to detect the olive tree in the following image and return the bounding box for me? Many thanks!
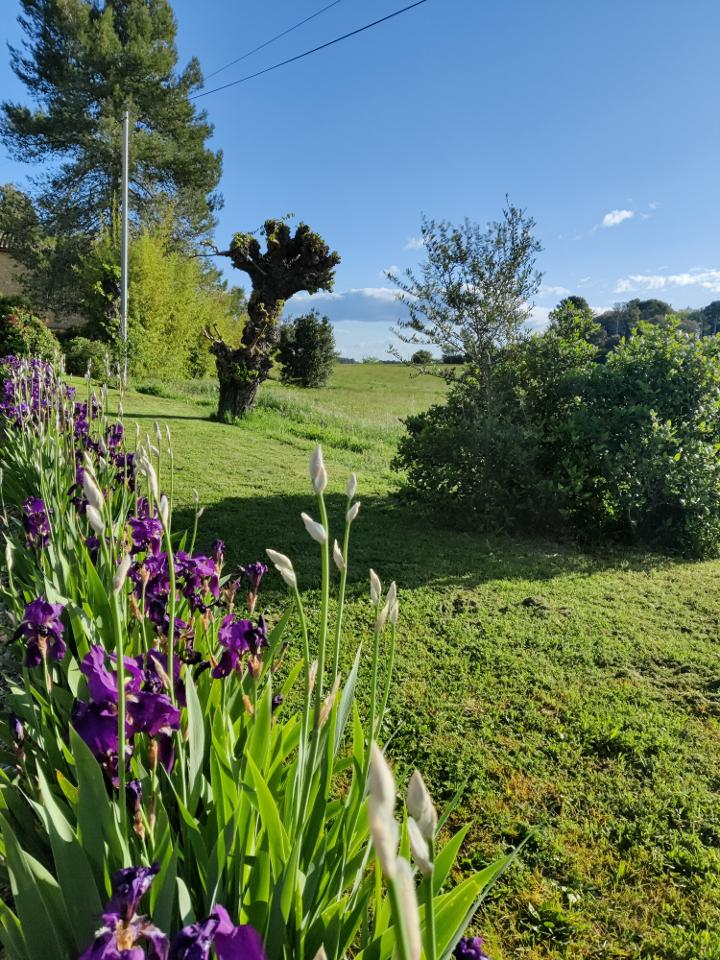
[389,199,542,380]
[207,219,340,420]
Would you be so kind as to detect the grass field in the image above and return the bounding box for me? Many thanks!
[94,364,719,959]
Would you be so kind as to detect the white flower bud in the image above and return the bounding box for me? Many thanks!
[332,539,346,573]
[159,495,170,528]
[386,581,397,609]
[113,553,132,593]
[149,444,160,458]
[393,857,422,960]
[86,505,105,536]
[375,602,389,634]
[309,445,328,495]
[278,565,297,589]
[369,569,382,606]
[407,817,433,876]
[368,747,399,878]
[82,471,105,513]
[346,472,357,500]
[301,512,328,545]
[192,488,200,505]
[154,420,162,444]
[308,659,318,693]
[406,770,437,840]
[319,673,341,726]
[266,548,293,571]
[313,949,328,960]
[5,541,14,574]
[346,501,361,524]
[140,456,159,502]
[389,599,400,626]
[165,424,171,444]
[266,549,297,589]
[369,742,396,815]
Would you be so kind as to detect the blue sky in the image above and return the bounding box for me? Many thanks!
[2,0,719,358]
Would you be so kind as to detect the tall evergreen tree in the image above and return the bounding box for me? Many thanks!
[2,0,222,244]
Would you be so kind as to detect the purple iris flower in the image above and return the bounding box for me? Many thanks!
[79,864,168,960]
[168,917,219,960]
[143,649,185,706]
[211,540,225,565]
[108,865,159,921]
[86,535,101,562]
[180,554,220,611]
[129,517,164,556]
[453,937,491,960]
[22,496,51,548]
[8,713,24,745]
[126,691,180,739]
[239,562,268,594]
[80,646,143,704]
[107,422,124,449]
[271,693,284,714]
[16,598,66,667]
[168,908,265,960]
[211,906,266,960]
[126,779,143,816]
[72,700,128,785]
[212,616,268,679]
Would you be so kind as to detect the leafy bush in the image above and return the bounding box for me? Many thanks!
[77,225,245,381]
[63,335,112,377]
[277,310,336,388]
[0,295,59,359]
[411,350,434,365]
[396,312,720,557]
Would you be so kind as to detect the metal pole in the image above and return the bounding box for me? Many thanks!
[120,109,129,388]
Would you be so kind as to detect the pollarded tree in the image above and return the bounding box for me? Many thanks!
[207,220,340,420]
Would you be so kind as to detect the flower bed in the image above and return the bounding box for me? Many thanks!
[0,356,511,960]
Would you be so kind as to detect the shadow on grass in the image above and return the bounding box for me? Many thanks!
[174,491,680,593]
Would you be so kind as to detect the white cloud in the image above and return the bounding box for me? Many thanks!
[615,268,720,295]
[539,284,571,298]
[284,286,408,324]
[528,306,552,330]
[602,209,635,228]
[382,265,400,278]
[405,235,425,250]
[578,276,592,286]
[648,200,660,210]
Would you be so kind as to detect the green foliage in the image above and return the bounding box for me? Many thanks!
[411,350,434,365]
[63,336,111,378]
[389,200,542,370]
[396,314,720,557]
[0,296,59,359]
[2,0,221,241]
[78,225,244,380]
[277,310,336,388]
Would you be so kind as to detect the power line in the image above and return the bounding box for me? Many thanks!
[191,0,429,101]
[204,0,347,82]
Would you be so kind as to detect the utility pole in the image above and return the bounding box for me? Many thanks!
[120,109,130,389]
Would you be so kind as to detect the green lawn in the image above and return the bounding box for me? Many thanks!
[98,365,719,959]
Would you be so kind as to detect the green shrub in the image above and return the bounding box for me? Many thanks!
[63,335,112,377]
[0,295,59,359]
[277,310,336,388]
[396,313,720,557]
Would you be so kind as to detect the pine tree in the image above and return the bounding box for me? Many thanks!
[2,0,222,244]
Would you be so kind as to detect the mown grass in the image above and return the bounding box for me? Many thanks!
[86,365,720,959]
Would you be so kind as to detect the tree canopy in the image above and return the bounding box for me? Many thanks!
[2,0,222,242]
